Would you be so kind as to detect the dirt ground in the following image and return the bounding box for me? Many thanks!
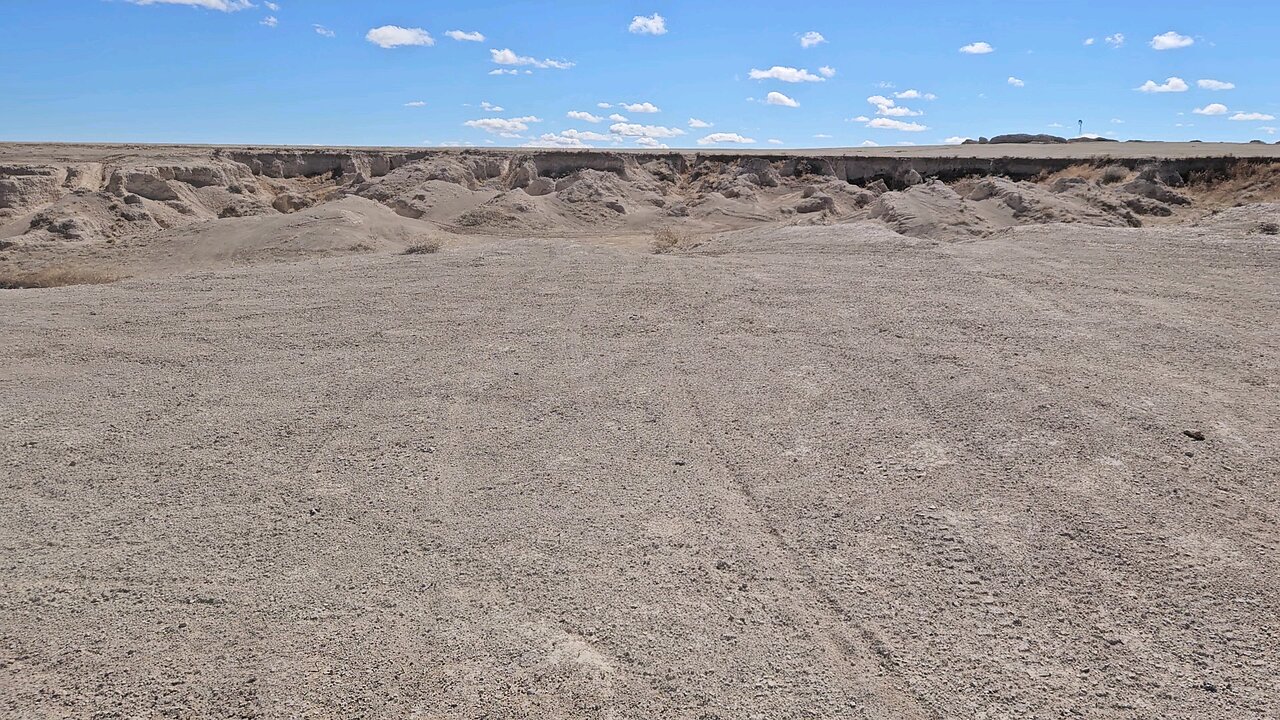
[2,210,1277,717]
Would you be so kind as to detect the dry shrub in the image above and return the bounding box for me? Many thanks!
[1099,165,1129,184]
[0,266,120,289]
[650,225,692,254]
[403,239,442,255]
[1260,220,1279,235]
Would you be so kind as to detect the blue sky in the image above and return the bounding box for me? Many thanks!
[2,0,1277,148]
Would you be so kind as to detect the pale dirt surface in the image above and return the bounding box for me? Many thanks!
[1,144,1279,719]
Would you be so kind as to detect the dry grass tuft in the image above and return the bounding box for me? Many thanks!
[403,239,443,255]
[1099,165,1130,184]
[0,266,121,290]
[650,225,693,254]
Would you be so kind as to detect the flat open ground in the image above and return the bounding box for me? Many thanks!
[1,144,1278,718]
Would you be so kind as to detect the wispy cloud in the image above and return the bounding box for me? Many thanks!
[445,30,485,42]
[128,0,253,10]
[799,31,826,48]
[1197,79,1235,90]
[748,66,824,83]
[490,48,573,69]
[366,26,434,48]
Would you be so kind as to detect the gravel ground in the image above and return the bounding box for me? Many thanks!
[1,221,1277,718]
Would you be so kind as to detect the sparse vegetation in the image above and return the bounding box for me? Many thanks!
[1260,221,1279,235]
[403,239,443,255]
[650,225,693,254]
[0,266,120,289]
[1099,165,1129,184]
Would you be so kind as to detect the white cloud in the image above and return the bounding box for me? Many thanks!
[1136,77,1189,93]
[445,30,485,42]
[860,140,879,147]
[1259,127,1277,135]
[697,132,756,145]
[865,118,928,132]
[313,24,335,38]
[558,129,614,142]
[1007,76,1025,87]
[621,102,660,113]
[1197,79,1235,91]
[608,113,628,122]
[800,31,826,48]
[524,129,617,147]
[1230,112,1276,121]
[1104,33,1125,48]
[818,66,836,78]
[866,95,921,117]
[893,89,937,100]
[366,26,434,48]
[628,13,667,35]
[959,41,994,54]
[1150,31,1194,50]
[608,123,685,138]
[943,136,971,144]
[748,66,824,83]
[1083,38,1095,46]
[490,48,573,70]
[1111,118,1125,124]
[850,115,870,122]
[767,139,784,145]
[128,0,253,10]
[259,15,277,27]
[264,1,278,8]
[1048,122,1065,128]
[634,137,669,148]
[567,110,603,123]
[404,101,426,108]
[766,91,799,107]
[688,118,713,128]
[596,102,612,109]
[489,69,520,75]
[1193,103,1228,116]
[464,116,542,134]
[480,101,504,112]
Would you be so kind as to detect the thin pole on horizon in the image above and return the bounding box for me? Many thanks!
[1078,120,1084,137]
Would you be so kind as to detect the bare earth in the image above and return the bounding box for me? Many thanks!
[1,143,1278,719]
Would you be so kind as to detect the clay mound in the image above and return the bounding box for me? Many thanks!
[97,196,441,274]
[870,181,984,239]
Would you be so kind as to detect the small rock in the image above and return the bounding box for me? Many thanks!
[1182,430,1205,441]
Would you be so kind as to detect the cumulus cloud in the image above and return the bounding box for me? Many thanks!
[264,1,277,9]
[1083,38,1095,46]
[596,102,612,108]
[628,13,667,35]
[860,140,879,147]
[621,102,660,113]
[818,66,836,78]
[567,110,603,123]
[1230,112,1276,121]
[1104,33,1125,48]
[1198,79,1235,91]
[1008,76,1025,87]
[1193,103,1228,116]
[632,137,666,148]
[748,66,824,83]
[943,136,971,144]
[608,113,628,122]
[865,118,928,132]
[366,26,434,48]
[608,123,685,138]
[445,30,485,42]
[464,116,542,134]
[404,101,426,108]
[894,89,937,101]
[490,48,573,69]
[524,129,618,147]
[766,91,799,107]
[480,101,504,112]
[799,31,826,48]
[959,41,994,54]
[697,133,756,145]
[1150,31,1194,50]
[866,95,921,117]
[128,0,253,10]
[489,69,524,75]
[313,24,335,37]
[259,15,277,27]
[688,118,713,128]
[1135,77,1189,93]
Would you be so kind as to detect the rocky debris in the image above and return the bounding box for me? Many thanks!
[272,192,312,213]
[1183,429,1206,441]
[122,193,144,205]
[795,193,835,214]
[1124,196,1173,216]
[1123,178,1190,206]
[871,181,978,239]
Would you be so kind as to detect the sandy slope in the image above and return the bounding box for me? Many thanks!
[2,214,1278,717]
